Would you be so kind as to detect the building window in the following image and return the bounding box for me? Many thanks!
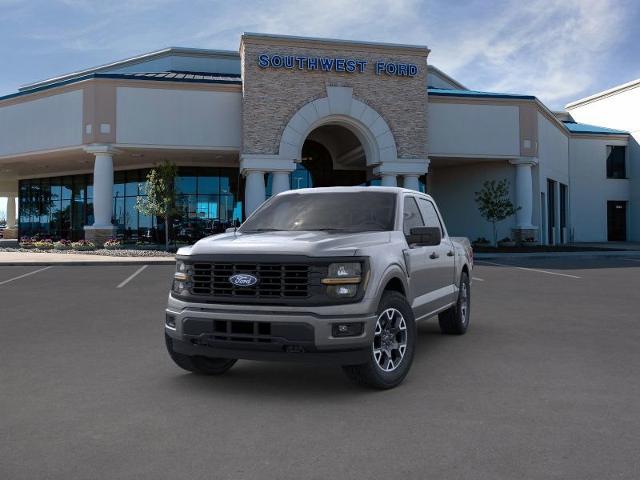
[606,146,626,179]
[18,167,242,244]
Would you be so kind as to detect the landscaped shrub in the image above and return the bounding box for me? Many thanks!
[71,240,96,251]
[103,238,122,250]
[472,237,490,246]
[53,239,72,250]
[19,236,35,249]
[33,239,54,250]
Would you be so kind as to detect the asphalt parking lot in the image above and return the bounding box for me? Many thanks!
[1,257,640,479]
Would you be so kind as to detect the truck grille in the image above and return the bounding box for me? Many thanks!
[190,263,310,298]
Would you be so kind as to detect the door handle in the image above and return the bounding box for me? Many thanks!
[429,252,439,259]
[447,250,454,257]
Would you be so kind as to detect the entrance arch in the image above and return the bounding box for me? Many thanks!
[278,86,398,167]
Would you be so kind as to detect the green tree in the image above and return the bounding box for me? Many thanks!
[474,179,519,246]
[135,161,178,251]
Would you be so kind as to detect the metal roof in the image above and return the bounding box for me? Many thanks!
[19,47,240,92]
[0,71,242,103]
[562,121,628,135]
[428,87,535,100]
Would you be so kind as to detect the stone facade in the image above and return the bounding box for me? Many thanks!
[240,34,429,161]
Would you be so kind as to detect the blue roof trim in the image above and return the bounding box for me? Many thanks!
[0,72,242,102]
[562,121,628,135]
[428,87,536,100]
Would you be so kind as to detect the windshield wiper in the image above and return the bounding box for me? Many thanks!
[308,228,347,232]
[239,228,284,233]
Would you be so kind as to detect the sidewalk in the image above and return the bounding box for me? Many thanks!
[0,251,175,266]
[475,250,640,260]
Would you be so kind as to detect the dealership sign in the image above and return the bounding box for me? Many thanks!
[258,53,418,77]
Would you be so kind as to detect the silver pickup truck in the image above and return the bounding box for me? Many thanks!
[165,187,473,389]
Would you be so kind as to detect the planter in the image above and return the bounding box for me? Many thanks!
[497,241,516,248]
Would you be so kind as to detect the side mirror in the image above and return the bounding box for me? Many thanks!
[407,226,441,247]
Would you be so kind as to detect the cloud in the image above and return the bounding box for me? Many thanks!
[424,0,633,107]
[2,0,636,108]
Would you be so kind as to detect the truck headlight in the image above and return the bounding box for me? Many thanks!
[172,260,191,294]
[322,262,362,298]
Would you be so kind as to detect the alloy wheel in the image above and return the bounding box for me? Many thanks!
[373,308,407,372]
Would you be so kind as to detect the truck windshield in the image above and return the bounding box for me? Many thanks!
[239,191,397,233]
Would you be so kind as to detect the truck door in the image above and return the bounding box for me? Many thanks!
[416,197,457,312]
[402,196,433,320]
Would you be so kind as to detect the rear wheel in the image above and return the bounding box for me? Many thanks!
[165,333,237,375]
[342,291,416,389]
[438,271,470,335]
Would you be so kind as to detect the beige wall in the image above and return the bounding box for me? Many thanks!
[0,90,83,157]
[428,102,520,157]
[116,86,242,148]
[240,35,429,159]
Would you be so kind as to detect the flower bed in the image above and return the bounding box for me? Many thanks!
[103,238,122,250]
[70,240,96,251]
[54,239,72,250]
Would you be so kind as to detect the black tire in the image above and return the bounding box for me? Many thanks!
[438,271,470,335]
[165,333,237,375]
[342,291,416,389]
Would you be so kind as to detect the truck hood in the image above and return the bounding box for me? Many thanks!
[182,230,393,257]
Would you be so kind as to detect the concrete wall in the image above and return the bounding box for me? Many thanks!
[537,112,570,243]
[115,87,242,148]
[568,136,630,242]
[567,85,640,241]
[428,102,520,157]
[429,161,517,242]
[0,90,83,156]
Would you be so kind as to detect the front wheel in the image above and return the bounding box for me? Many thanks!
[438,271,470,335]
[342,291,416,389]
[165,333,237,375]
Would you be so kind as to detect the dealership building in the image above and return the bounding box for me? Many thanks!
[0,33,637,245]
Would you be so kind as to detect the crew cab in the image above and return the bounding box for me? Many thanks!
[165,187,472,389]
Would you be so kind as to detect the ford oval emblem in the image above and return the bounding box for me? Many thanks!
[229,273,259,287]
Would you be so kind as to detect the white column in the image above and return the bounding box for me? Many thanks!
[402,174,420,191]
[271,171,290,196]
[244,170,266,216]
[91,151,115,227]
[380,174,397,187]
[509,158,537,229]
[6,195,16,229]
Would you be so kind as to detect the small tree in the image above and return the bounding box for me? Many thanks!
[136,161,178,251]
[474,179,520,246]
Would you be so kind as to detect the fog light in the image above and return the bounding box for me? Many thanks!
[165,314,176,329]
[327,284,358,298]
[332,322,364,337]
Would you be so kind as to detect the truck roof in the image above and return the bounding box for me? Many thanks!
[278,186,430,196]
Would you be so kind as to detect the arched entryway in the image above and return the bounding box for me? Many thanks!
[301,124,369,187]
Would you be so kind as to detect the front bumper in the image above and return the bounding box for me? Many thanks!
[165,294,377,365]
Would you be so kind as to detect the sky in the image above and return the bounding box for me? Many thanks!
[1,0,639,107]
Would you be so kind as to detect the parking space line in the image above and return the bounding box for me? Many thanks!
[477,260,581,279]
[117,265,148,289]
[472,277,485,282]
[0,266,52,286]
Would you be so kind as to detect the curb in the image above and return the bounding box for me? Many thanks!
[0,258,176,266]
[475,251,640,260]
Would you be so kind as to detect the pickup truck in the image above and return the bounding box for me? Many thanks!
[165,187,473,389]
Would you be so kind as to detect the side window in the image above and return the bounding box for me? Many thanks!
[403,197,425,235]
[417,198,443,234]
